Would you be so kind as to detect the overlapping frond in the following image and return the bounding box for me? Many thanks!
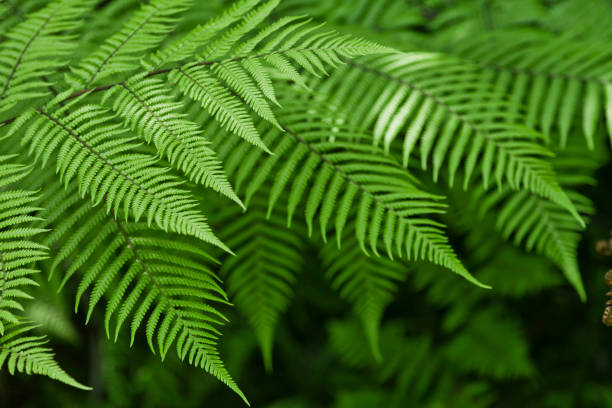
[1,0,607,400]
[102,76,242,207]
[311,52,583,225]
[8,100,227,251]
[170,66,271,152]
[453,30,612,148]
[450,143,596,299]
[320,228,407,360]
[0,0,90,113]
[164,0,392,150]
[216,192,306,371]
[66,0,191,87]
[0,322,89,389]
[0,156,46,335]
[38,179,246,402]
[213,96,484,288]
[144,0,263,70]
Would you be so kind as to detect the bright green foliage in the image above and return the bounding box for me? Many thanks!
[144,0,261,70]
[168,7,392,149]
[0,155,86,388]
[311,53,582,225]
[102,76,242,207]
[66,0,192,87]
[0,156,46,334]
[213,95,483,288]
[449,142,597,300]
[0,322,89,390]
[37,178,246,402]
[10,101,228,251]
[1,0,610,405]
[0,0,91,113]
[453,31,612,148]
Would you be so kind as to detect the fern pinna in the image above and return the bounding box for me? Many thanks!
[0,0,607,405]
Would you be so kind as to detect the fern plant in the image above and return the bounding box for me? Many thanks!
[1,0,610,406]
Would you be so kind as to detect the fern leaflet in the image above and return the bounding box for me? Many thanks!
[0,322,89,389]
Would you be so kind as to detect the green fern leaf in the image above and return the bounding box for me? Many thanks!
[38,180,247,402]
[0,0,90,113]
[0,322,90,389]
[102,76,243,207]
[201,0,282,61]
[66,0,191,87]
[216,191,306,372]
[9,102,228,251]
[144,0,262,70]
[214,96,485,288]
[0,156,47,335]
[320,227,407,361]
[313,52,583,226]
[453,30,612,148]
[165,2,391,150]
[453,143,596,300]
[170,66,271,152]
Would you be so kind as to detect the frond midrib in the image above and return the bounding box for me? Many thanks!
[0,248,6,305]
[0,3,59,100]
[39,109,215,239]
[112,215,218,356]
[2,47,364,128]
[119,82,202,162]
[85,7,159,86]
[347,60,549,174]
[280,122,462,273]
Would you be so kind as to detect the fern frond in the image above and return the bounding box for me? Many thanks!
[453,30,612,148]
[102,76,242,207]
[38,179,247,402]
[313,52,583,225]
[453,143,595,300]
[0,0,90,113]
[165,0,392,150]
[66,0,191,87]
[216,192,306,372]
[144,0,262,70]
[0,156,47,335]
[214,96,485,288]
[170,67,271,152]
[9,102,228,251]
[229,16,394,78]
[0,322,90,389]
[320,228,407,361]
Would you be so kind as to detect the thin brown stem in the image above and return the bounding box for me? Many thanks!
[0,46,336,127]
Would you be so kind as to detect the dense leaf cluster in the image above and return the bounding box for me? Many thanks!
[1,0,611,407]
